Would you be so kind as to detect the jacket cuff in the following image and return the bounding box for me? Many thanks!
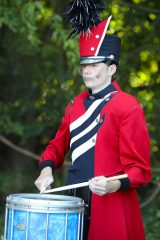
[39,160,55,171]
[119,177,130,190]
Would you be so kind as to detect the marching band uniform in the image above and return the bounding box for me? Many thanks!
[39,80,151,240]
[38,1,151,239]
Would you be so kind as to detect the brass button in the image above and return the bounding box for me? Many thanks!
[89,96,95,100]
[96,118,99,123]
[99,119,103,124]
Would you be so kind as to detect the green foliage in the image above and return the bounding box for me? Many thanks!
[143,203,160,240]
[0,0,160,238]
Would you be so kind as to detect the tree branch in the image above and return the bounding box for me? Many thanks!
[140,183,160,208]
[0,134,39,160]
[151,168,160,173]
[0,134,159,171]
[0,134,71,166]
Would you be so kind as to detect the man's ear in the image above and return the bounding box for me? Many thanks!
[108,64,117,76]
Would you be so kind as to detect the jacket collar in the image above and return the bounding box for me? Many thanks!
[88,80,118,100]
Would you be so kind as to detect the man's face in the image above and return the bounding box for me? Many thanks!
[81,62,114,93]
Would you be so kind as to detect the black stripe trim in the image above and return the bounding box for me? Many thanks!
[88,84,117,100]
[119,177,130,190]
[71,114,105,152]
[39,160,55,171]
[70,97,111,138]
[67,147,94,184]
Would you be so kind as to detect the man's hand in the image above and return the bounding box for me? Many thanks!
[89,176,121,196]
[34,167,54,193]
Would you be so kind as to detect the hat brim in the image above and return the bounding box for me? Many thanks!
[80,56,117,65]
[80,56,107,65]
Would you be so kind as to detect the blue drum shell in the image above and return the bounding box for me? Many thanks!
[4,193,85,240]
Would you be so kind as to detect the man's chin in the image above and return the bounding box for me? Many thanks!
[84,82,93,88]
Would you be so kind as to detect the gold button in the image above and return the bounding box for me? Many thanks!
[96,118,99,123]
[89,96,95,100]
[99,119,103,124]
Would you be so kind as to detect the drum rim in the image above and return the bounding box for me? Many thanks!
[6,193,85,211]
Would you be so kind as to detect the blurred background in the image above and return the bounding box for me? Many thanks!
[0,0,160,239]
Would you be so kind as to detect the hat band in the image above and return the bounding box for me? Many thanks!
[80,56,106,65]
[80,55,115,65]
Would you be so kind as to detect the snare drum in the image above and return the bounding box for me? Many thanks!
[4,194,84,240]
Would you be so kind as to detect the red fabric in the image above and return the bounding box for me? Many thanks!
[79,19,109,57]
[40,82,151,239]
[40,103,71,168]
[89,190,146,240]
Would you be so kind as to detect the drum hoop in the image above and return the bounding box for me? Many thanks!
[6,193,85,212]
[6,205,85,213]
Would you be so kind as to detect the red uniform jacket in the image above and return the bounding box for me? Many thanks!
[40,81,151,240]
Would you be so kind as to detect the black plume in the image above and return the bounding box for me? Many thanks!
[65,0,105,37]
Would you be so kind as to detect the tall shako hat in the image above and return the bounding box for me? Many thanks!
[66,0,121,65]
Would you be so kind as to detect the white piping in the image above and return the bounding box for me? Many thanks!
[95,15,112,56]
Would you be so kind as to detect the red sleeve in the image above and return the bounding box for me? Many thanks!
[39,103,71,169]
[119,103,151,188]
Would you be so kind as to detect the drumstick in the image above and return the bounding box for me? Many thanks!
[43,174,128,194]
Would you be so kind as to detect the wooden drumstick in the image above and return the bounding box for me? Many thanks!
[43,174,128,194]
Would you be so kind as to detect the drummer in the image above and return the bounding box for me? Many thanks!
[35,1,151,239]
